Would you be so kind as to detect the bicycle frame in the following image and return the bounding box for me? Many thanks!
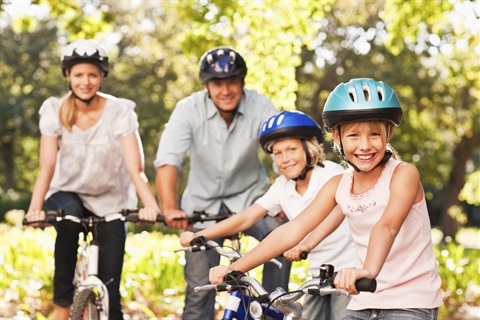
[222,289,284,320]
[73,228,110,320]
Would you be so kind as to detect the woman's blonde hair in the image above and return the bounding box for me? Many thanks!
[59,93,77,131]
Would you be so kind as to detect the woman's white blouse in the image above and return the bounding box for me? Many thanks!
[39,92,140,216]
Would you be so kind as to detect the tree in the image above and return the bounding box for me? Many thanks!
[383,0,480,239]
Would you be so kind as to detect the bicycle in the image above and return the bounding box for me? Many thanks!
[22,210,230,320]
[187,237,376,320]
[175,236,285,320]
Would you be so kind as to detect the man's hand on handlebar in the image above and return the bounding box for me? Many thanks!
[163,208,189,230]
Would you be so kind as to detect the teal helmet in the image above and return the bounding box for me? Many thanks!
[322,78,402,132]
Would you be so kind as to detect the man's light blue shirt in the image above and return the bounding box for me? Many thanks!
[154,88,278,221]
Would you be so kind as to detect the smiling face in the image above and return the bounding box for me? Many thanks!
[66,63,104,102]
[334,121,391,172]
[205,77,243,114]
[271,138,308,179]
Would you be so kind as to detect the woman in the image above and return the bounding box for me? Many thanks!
[25,39,160,320]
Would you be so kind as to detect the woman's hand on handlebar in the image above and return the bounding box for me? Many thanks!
[283,243,310,262]
[163,208,189,230]
[179,231,196,247]
[138,206,160,222]
[25,209,47,227]
[334,267,375,295]
[209,265,232,285]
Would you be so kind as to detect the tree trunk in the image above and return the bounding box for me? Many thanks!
[439,130,480,241]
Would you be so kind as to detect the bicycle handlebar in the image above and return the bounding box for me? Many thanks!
[22,209,230,226]
[195,264,376,318]
[175,236,283,269]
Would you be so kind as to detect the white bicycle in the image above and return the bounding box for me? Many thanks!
[24,209,161,320]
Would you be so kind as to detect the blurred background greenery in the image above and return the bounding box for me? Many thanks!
[0,0,479,319]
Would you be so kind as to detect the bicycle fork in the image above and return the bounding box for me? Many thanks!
[75,240,110,320]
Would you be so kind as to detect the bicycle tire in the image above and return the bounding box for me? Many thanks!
[70,288,101,320]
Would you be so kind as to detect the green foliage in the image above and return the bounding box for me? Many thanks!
[0,223,310,318]
[2,222,479,318]
[434,235,480,318]
[460,170,480,206]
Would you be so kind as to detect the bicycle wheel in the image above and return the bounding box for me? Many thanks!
[70,288,100,320]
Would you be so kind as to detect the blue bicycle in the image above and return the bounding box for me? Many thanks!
[185,237,377,320]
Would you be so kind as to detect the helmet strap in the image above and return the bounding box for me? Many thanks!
[292,139,320,181]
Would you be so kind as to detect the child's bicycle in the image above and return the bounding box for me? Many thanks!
[184,237,376,320]
[175,236,285,320]
[23,210,229,320]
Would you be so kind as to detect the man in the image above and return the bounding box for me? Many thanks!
[154,47,291,320]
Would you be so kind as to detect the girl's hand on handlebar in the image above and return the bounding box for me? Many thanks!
[334,267,375,295]
[179,231,196,247]
[283,243,310,262]
[209,265,231,285]
[138,206,159,222]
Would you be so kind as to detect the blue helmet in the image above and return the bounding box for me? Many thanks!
[322,78,402,132]
[259,111,323,153]
[199,47,247,84]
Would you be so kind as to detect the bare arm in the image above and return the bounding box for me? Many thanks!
[284,205,345,261]
[122,132,160,221]
[180,204,268,246]
[156,164,188,229]
[335,163,422,293]
[26,135,58,223]
[209,175,341,283]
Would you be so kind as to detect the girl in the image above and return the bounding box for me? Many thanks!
[25,39,160,320]
[180,110,356,319]
[209,79,443,320]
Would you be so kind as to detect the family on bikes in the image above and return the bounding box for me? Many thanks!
[25,39,442,320]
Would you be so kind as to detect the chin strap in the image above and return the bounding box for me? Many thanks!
[292,140,324,181]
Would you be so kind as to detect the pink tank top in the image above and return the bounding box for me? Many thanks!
[336,159,443,309]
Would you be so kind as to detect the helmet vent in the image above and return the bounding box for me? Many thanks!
[377,86,385,101]
[348,88,357,102]
[362,85,371,101]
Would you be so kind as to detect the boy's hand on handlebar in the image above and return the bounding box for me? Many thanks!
[209,265,231,285]
[163,208,189,230]
[179,231,196,247]
[283,243,310,262]
[334,267,375,295]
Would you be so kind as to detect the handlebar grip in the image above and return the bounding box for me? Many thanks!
[299,251,308,260]
[355,278,376,292]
